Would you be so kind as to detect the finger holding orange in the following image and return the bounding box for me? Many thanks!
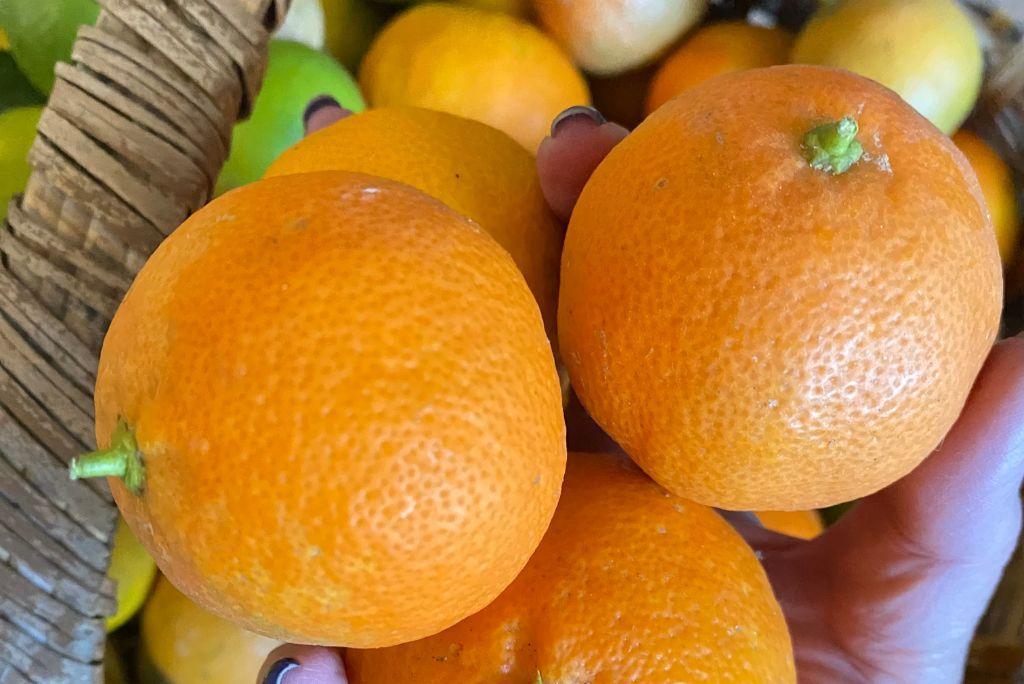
[646,21,793,114]
[559,65,1002,511]
[79,171,566,647]
[266,107,562,335]
[345,452,795,683]
[952,130,1020,268]
[359,3,589,152]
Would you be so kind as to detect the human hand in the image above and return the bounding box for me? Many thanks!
[258,100,1024,683]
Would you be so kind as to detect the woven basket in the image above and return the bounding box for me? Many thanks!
[0,0,1021,681]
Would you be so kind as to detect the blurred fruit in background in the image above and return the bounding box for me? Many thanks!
[534,0,709,76]
[140,577,279,684]
[266,107,563,334]
[457,0,530,18]
[321,0,388,71]
[0,26,8,50]
[791,0,983,134]
[274,0,326,49]
[953,130,1020,268]
[588,64,655,130]
[0,105,41,222]
[216,40,364,194]
[104,643,128,684]
[105,517,158,632]
[0,52,45,112]
[0,0,99,94]
[360,3,589,151]
[646,21,792,114]
[756,510,825,540]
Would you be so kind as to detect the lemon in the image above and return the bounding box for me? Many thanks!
[216,40,364,194]
[141,577,279,684]
[0,0,99,94]
[105,517,157,631]
[791,0,983,134]
[0,105,41,221]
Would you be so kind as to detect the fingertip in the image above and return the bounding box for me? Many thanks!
[537,108,628,223]
[302,95,353,136]
[258,645,348,684]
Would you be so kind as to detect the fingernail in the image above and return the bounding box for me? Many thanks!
[303,95,340,128]
[550,105,607,137]
[263,658,300,684]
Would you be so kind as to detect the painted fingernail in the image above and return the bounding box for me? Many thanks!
[263,658,300,684]
[303,95,341,128]
[550,105,607,137]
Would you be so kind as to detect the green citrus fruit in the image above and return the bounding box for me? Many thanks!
[0,52,45,112]
[0,0,99,94]
[0,105,41,221]
[215,40,364,194]
[791,0,982,134]
[105,516,158,631]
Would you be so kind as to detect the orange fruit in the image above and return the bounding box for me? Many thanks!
[952,130,1020,267]
[85,171,566,647]
[346,452,795,682]
[359,3,589,152]
[646,21,793,114]
[559,65,1002,511]
[534,0,708,76]
[755,510,825,540]
[141,577,279,684]
[265,107,562,335]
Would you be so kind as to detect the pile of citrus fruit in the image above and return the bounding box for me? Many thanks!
[0,0,1019,680]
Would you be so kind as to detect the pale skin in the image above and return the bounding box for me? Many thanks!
[258,101,1024,683]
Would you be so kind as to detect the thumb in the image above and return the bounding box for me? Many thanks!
[258,645,348,684]
[537,106,629,223]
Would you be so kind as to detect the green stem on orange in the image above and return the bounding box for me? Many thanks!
[802,116,864,175]
[69,420,145,495]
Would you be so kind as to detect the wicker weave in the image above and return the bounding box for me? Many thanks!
[0,1,286,681]
[0,0,1020,682]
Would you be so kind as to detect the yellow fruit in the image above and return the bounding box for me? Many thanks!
[360,3,589,151]
[0,105,41,223]
[0,27,9,51]
[953,130,1020,267]
[106,516,158,631]
[266,107,562,335]
[456,0,529,17]
[791,0,983,134]
[756,510,825,539]
[141,577,279,684]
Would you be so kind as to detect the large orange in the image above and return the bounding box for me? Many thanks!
[359,3,589,152]
[265,107,562,334]
[534,0,708,76]
[82,171,566,647]
[346,452,795,682]
[559,66,1002,511]
[646,21,793,114]
[952,130,1020,267]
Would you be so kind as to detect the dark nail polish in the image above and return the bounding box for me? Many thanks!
[263,658,300,684]
[550,105,607,137]
[303,95,341,128]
